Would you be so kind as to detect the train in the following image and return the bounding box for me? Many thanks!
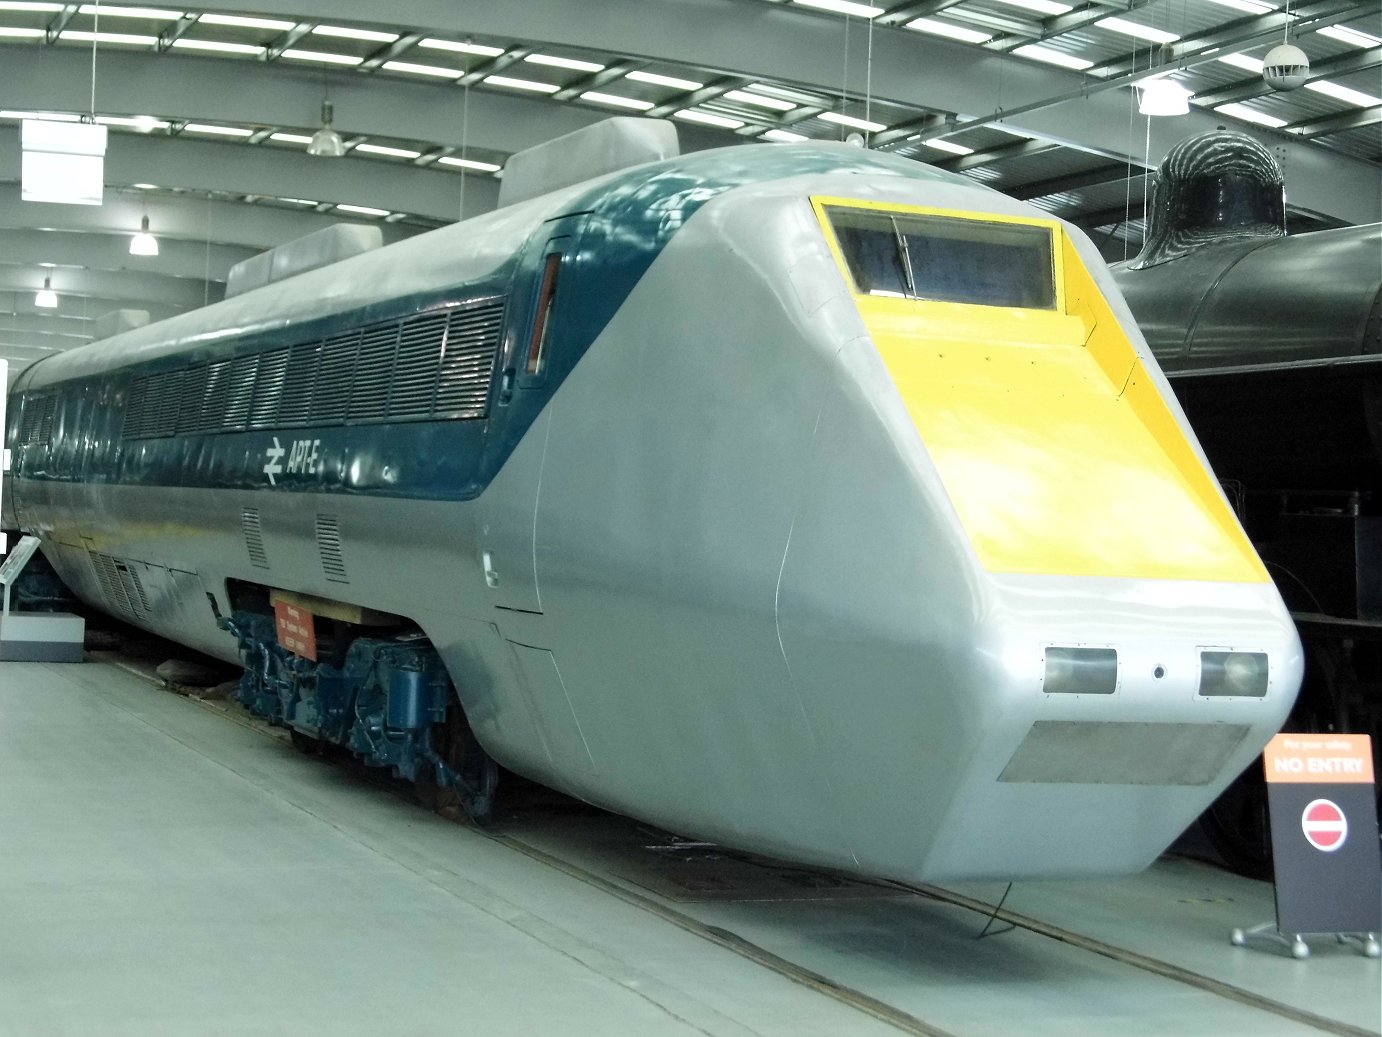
[1111,129,1382,873]
[2,118,1303,884]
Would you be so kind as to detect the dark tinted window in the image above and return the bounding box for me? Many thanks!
[828,208,1057,310]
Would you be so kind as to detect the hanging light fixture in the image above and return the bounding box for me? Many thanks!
[129,213,159,256]
[35,275,57,309]
[307,99,345,157]
[1138,77,1192,116]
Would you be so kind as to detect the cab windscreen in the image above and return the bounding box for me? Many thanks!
[827,207,1056,310]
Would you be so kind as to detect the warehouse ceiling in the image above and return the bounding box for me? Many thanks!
[2,0,1379,381]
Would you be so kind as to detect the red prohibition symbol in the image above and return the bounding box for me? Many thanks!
[1301,798,1348,852]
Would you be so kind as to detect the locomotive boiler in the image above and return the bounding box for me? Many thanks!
[2,120,1301,883]
[1111,129,1382,871]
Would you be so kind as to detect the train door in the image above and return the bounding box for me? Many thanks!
[477,215,585,616]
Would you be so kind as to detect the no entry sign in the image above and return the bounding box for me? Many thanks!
[1301,799,1347,852]
[1264,733,1380,936]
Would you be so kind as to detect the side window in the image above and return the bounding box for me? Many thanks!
[526,250,562,378]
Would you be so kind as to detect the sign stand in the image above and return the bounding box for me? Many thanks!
[1230,733,1381,958]
[0,535,85,663]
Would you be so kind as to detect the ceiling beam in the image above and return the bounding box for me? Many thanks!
[1288,104,1382,138]
[1192,47,1382,109]
[0,228,255,283]
[0,266,221,311]
[1007,161,1142,199]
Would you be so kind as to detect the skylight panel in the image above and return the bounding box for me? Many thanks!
[336,204,391,217]
[0,3,64,11]
[525,54,604,72]
[761,129,808,142]
[1097,17,1179,44]
[792,0,883,17]
[484,75,561,93]
[60,30,158,44]
[172,39,266,55]
[819,111,887,132]
[1218,53,1265,72]
[383,60,464,78]
[626,70,704,91]
[0,26,43,36]
[922,138,974,155]
[1317,24,1382,48]
[1200,0,1276,12]
[1013,44,1094,70]
[723,89,795,111]
[580,91,656,110]
[183,123,254,136]
[280,49,364,65]
[311,25,399,43]
[196,13,294,31]
[96,115,168,130]
[77,4,181,18]
[436,156,502,171]
[905,17,993,43]
[1214,102,1287,127]
[0,109,81,120]
[674,109,745,128]
[991,0,1073,14]
[354,143,422,158]
[269,132,313,144]
[1304,80,1382,107]
[418,38,504,57]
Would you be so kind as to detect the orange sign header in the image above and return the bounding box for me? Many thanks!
[1263,733,1374,784]
[274,600,318,662]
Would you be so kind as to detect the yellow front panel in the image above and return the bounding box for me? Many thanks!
[814,197,1266,583]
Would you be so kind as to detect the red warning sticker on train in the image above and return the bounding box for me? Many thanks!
[1301,798,1348,852]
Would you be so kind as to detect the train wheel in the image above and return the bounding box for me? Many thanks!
[417,697,498,826]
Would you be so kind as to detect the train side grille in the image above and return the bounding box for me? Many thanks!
[349,323,400,421]
[435,302,504,419]
[241,507,270,569]
[311,331,358,425]
[390,312,450,420]
[315,514,348,583]
[87,552,151,619]
[279,342,320,427]
[249,348,289,429]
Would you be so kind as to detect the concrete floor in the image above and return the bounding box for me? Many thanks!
[1,658,1378,1036]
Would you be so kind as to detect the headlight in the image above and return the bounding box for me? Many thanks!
[1043,647,1118,695]
[1198,651,1268,697]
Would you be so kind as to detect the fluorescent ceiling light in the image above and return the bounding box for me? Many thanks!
[0,3,63,10]
[382,60,463,78]
[336,203,390,217]
[280,49,364,65]
[77,4,181,18]
[723,89,795,111]
[1304,79,1382,107]
[1014,44,1094,69]
[1201,0,1275,11]
[171,39,266,55]
[819,110,887,132]
[1214,102,1287,127]
[60,30,158,44]
[418,38,504,56]
[196,13,294,30]
[1317,24,1382,48]
[96,115,168,131]
[923,138,974,155]
[580,91,655,110]
[991,0,1072,14]
[905,17,993,43]
[761,129,807,142]
[269,132,313,144]
[1218,53,1265,72]
[437,156,502,171]
[0,26,44,37]
[311,25,398,42]
[673,109,745,128]
[484,75,560,93]
[354,143,421,158]
[626,70,703,91]
[182,123,254,136]
[525,53,604,72]
[132,182,158,189]
[1097,17,1179,43]
[793,0,883,16]
[279,198,319,206]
